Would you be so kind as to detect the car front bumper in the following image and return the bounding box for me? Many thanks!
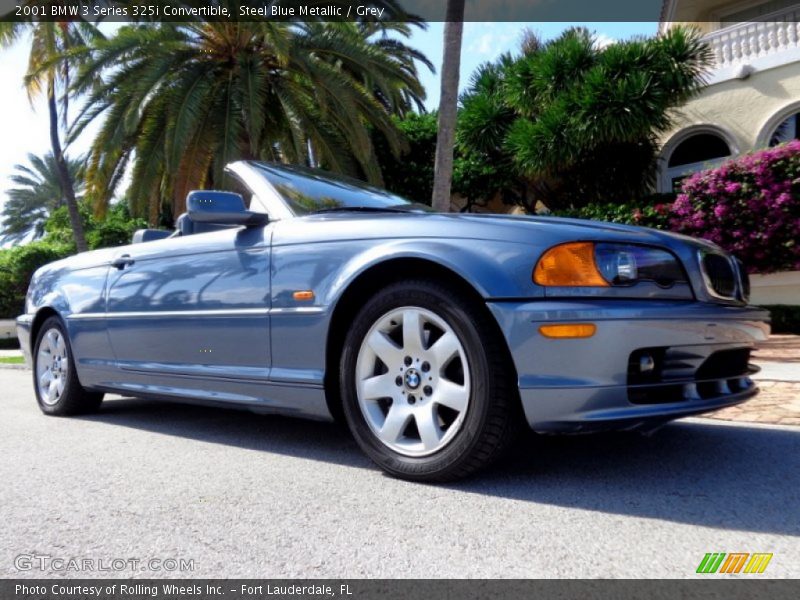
[16,314,33,368]
[487,300,770,433]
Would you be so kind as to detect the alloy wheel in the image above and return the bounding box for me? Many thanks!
[36,328,69,406]
[355,306,471,457]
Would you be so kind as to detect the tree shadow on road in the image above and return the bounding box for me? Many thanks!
[85,396,800,536]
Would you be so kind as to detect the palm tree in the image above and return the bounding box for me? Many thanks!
[70,18,431,223]
[431,0,465,213]
[0,18,101,252]
[1,153,84,244]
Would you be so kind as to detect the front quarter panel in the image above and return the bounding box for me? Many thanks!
[21,248,117,386]
[268,224,543,385]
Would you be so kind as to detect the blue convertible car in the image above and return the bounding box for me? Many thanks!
[17,162,770,480]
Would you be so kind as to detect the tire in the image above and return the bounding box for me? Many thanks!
[340,279,520,482]
[32,316,103,416]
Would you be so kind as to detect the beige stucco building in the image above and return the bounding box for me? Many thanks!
[658,0,800,192]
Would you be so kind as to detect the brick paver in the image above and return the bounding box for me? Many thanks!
[752,334,800,363]
[708,380,800,426]
[703,335,800,425]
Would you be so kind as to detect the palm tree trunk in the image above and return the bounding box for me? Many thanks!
[47,78,87,252]
[431,0,465,213]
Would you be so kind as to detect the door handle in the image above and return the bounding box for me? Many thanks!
[111,255,135,269]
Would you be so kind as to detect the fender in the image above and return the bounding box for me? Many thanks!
[323,238,544,305]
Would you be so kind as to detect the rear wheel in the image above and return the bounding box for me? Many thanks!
[33,316,103,416]
[340,280,519,481]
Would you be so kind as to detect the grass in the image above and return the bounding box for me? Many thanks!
[0,356,24,364]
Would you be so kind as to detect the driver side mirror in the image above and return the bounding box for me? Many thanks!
[187,190,268,227]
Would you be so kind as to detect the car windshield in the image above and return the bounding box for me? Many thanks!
[248,161,430,215]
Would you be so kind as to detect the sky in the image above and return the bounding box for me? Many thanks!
[0,21,658,237]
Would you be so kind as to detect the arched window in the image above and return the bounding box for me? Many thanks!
[768,112,800,146]
[663,132,732,192]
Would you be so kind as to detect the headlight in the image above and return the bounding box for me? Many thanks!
[534,242,686,288]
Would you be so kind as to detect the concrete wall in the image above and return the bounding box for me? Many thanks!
[750,271,800,305]
[0,320,16,340]
[663,0,784,32]
[661,60,800,154]
[657,53,800,194]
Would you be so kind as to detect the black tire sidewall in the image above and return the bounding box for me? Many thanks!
[32,316,87,415]
[340,281,495,479]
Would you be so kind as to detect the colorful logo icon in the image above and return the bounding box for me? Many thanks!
[696,553,773,574]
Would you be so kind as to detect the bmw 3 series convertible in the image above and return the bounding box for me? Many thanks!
[17,162,770,481]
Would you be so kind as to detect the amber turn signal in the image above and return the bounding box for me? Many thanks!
[539,323,597,339]
[292,290,315,301]
[533,242,609,287]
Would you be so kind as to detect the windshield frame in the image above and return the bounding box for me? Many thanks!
[229,160,426,218]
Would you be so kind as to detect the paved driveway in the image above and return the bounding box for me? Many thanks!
[1,368,798,578]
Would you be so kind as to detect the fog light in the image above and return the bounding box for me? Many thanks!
[639,353,655,373]
[539,323,596,339]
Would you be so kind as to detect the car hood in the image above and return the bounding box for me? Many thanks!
[278,211,719,254]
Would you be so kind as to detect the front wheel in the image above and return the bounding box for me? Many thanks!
[340,280,519,481]
[33,316,103,416]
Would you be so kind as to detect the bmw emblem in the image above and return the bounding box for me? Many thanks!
[404,369,421,390]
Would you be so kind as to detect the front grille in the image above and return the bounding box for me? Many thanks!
[736,258,751,301]
[627,346,756,404]
[701,253,737,298]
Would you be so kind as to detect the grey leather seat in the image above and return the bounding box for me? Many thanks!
[174,213,236,236]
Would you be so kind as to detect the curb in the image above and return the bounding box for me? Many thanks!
[0,363,28,371]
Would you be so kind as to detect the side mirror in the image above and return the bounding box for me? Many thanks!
[186,190,268,227]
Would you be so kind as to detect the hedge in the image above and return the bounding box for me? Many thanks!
[764,305,800,334]
[0,203,147,319]
[0,240,74,319]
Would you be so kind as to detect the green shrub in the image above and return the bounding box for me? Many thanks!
[552,196,675,230]
[0,239,73,318]
[0,202,147,319]
[763,305,800,334]
[45,203,147,250]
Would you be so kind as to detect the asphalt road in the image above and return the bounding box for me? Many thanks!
[1,368,798,579]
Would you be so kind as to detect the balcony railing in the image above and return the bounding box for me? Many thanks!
[704,7,800,70]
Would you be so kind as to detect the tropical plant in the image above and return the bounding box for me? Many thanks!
[670,140,800,274]
[0,238,74,319]
[0,16,102,251]
[0,153,84,244]
[373,112,438,204]
[0,201,148,318]
[458,26,712,211]
[550,195,675,229]
[69,16,431,224]
[374,110,524,210]
[431,0,465,212]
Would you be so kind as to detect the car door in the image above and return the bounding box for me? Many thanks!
[104,225,272,402]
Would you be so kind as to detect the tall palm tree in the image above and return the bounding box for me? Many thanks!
[431,0,465,213]
[1,153,85,244]
[70,18,431,223]
[0,19,101,252]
